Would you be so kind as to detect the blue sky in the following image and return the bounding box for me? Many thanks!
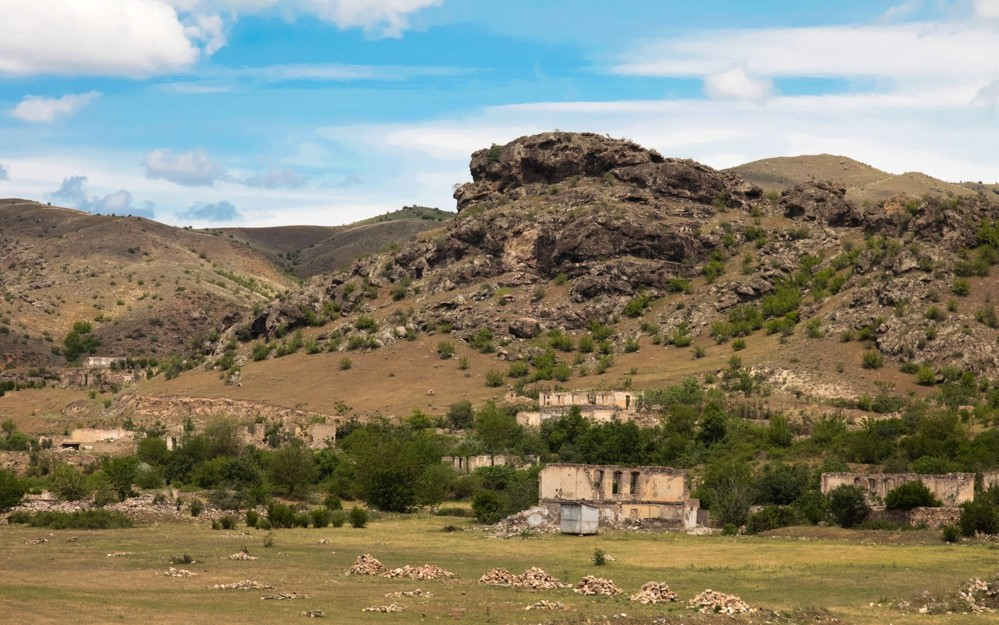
[1,0,998,227]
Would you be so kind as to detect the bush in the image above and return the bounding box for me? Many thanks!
[267,502,296,528]
[472,490,504,524]
[245,509,259,528]
[310,507,331,528]
[861,350,884,369]
[256,518,273,530]
[959,499,999,536]
[592,548,607,566]
[11,509,132,529]
[828,485,870,528]
[294,512,311,528]
[0,467,26,512]
[745,506,803,534]
[339,357,352,370]
[219,515,237,530]
[885,481,941,511]
[330,510,347,527]
[189,498,204,517]
[436,340,455,359]
[485,370,504,387]
[324,493,343,510]
[942,524,960,543]
[349,506,369,528]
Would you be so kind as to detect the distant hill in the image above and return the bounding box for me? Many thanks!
[218,206,453,277]
[727,154,974,205]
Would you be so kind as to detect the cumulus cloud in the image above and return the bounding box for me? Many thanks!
[0,0,200,77]
[0,163,8,181]
[11,91,100,123]
[243,167,308,188]
[703,63,774,102]
[178,199,240,221]
[144,148,224,186]
[183,13,227,55]
[974,79,999,111]
[975,0,999,18]
[166,0,441,37]
[48,175,156,217]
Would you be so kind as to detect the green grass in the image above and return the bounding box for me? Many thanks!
[0,516,993,624]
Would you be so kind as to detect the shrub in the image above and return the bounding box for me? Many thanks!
[592,548,607,566]
[256,518,273,530]
[245,509,259,528]
[12,509,132,529]
[251,342,271,361]
[952,279,971,296]
[267,502,296,528]
[310,507,331,528]
[294,512,311,528]
[507,361,529,378]
[885,481,941,511]
[189,498,204,517]
[942,524,960,543]
[349,506,369,528]
[485,370,504,387]
[828,485,870,528]
[339,357,352,370]
[745,506,803,534]
[324,494,343,510]
[219,515,237,530]
[861,350,884,369]
[436,340,455,359]
[959,499,999,536]
[915,364,936,385]
[330,510,347,528]
[732,338,746,351]
[472,490,504,524]
[721,523,739,536]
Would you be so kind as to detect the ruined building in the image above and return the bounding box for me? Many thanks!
[537,463,700,531]
[820,472,974,506]
[516,390,638,428]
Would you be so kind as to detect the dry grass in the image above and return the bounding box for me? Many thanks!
[0,515,994,625]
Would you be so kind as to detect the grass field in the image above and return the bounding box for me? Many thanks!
[1,515,995,624]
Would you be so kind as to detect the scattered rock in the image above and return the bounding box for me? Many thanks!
[478,566,567,590]
[300,610,325,618]
[164,568,197,578]
[382,564,456,580]
[688,589,754,614]
[212,580,274,590]
[630,581,678,604]
[262,592,306,600]
[229,551,258,560]
[24,538,47,545]
[385,589,432,598]
[347,554,385,575]
[524,600,565,610]
[573,575,622,596]
[362,603,405,613]
[106,551,131,558]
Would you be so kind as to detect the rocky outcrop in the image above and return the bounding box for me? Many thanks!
[780,180,865,227]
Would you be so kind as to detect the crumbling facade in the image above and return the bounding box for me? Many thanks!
[442,454,538,474]
[820,472,974,506]
[538,463,699,529]
[517,390,637,427]
[83,356,126,368]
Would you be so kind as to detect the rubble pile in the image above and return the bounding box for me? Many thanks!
[958,578,999,612]
[164,567,197,577]
[385,589,432,598]
[346,554,385,575]
[478,567,519,586]
[573,575,622,596]
[362,603,405,613]
[519,567,568,590]
[24,538,47,545]
[688,589,754,614]
[106,551,131,558]
[630,581,678,604]
[300,610,325,618]
[262,592,306,600]
[382,564,455,580]
[229,551,258,560]
[212,580,274,590]
[524,600,565,610]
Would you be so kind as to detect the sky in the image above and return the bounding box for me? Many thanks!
[0,0,998,227]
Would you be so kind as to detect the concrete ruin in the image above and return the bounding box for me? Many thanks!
[442,453,538,474]
[537,463,699,530]
[59,428,134,452]
[820,472,975,506]
[517,390,638,428]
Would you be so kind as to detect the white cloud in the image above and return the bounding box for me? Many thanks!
[975,0,999,18]
[0,0,200,77]
[144,148,224,186]
[166,0,441,37]
[183,13,227,55]
[11,92,100,123]
[48,175,156,217]
[703,63,774,102]
[882,0,923,21]
[974,79,999,110]
[244,167,308,188]
[614,23,999,81]
[0,164,8,181]
[178,199,241,221]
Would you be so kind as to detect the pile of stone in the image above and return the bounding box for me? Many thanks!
[629,581,677,604]
[24,538,47,545]
[383,564,455,580]
[164,568,197,577]
[229,551,257,561]
[346,554,385,575]
[262,592,306,600]
[688,589,754,614]
[954,578,999,612]
[212,580,274,590]
[300,610,325,618]
[385,589,432,598]
[361,603,404,613]
[573,575,622,596]
[106,551,131,558]
[478,567,567,590]
[524,600,565,610]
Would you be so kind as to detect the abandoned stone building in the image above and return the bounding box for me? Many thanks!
[58,428,134,452]
[516,390,638,428]
[820,472,975,506]
[442,453,538,474]
[83,356,126,368]
[536,463,700,531]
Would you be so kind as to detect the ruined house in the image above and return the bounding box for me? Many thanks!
[537,463,700,530]
[820,472,974,506]
[58,428,134,452]
[517,390,638,427]
[83,356,126,368]
[442,453,538,474]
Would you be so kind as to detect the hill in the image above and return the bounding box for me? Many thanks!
[727,154,974,205]
[218,206,453,278]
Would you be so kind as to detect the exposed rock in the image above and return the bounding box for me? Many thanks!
[508,317,540,339]
[780,180,864,227]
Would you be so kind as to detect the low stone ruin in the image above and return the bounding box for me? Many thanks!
[346,554,385,575]
[212,580,274,590]
[688,589,754,614]
[382,564,455,580]
[385,589,432,598]
[573,575,622,596]
[524,600,565,610]
[362,603,404,613]
[629,581,678,604]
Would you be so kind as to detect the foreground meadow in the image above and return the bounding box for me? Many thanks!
[1,515,996,625]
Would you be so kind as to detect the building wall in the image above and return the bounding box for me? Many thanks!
[538,391,636,412]
[444,454,538,474]
[539,464,687,504]
[820,472,974,506]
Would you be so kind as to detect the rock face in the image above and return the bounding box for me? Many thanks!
[780,180,864,226]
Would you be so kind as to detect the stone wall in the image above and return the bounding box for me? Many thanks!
[867,506,961,529]
[821,472,974,506]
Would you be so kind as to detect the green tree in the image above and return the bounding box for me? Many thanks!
[267,438,316,496]
[0,468,25,512]
[474,401,522,453]
[103,456,139,501]
[828,485,870,528]
[413,463,456,509]
[51,463,90,501]
[137,436,170,466]
[63,321,100,362]
[446,400,474,430]
[885,481,941,511]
